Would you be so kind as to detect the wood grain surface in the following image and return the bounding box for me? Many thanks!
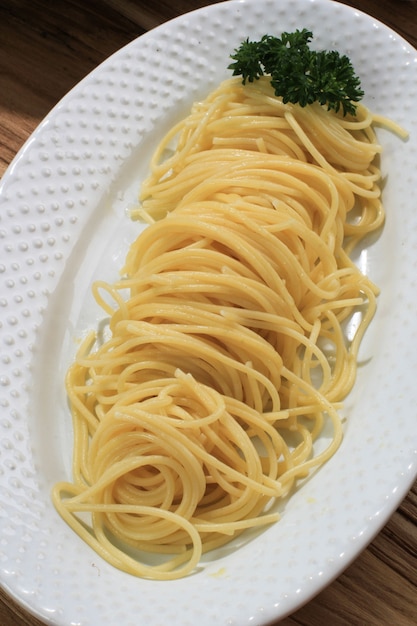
[0,1,416,624]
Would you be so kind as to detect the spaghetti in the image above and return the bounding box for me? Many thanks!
[52,76,402,579]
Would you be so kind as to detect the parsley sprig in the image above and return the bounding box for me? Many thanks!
[228,29,364,116]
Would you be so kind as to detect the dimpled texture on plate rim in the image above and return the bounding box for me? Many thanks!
[0,0,416,624]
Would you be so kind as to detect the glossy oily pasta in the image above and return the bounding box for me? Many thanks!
[52,76,395,579]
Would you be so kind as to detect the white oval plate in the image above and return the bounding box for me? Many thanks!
[1,1,416,624]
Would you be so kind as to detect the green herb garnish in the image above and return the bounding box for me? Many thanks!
[228,29,364,116]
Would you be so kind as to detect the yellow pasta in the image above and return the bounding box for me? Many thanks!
[52,76,402,579]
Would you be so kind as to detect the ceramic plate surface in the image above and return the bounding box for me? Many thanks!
[1,0,416,624]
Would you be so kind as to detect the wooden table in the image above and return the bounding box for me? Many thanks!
[0,1,416,624]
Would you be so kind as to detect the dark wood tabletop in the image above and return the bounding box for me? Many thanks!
[0,1,416,624]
